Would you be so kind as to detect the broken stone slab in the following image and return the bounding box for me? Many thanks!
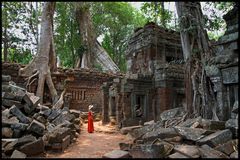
[196,129,232,147]
[199,144,229,158]
[19,138,44,156]
[170,144,200,158]
[225,118,238,138]
[2,75,11,82]
[70,109,81,118]
[144,120,155,126]
[2,99,25,109]
[16,134,37,147]
[48,127,71,144]
[9,105,30,124]
[160,107,185,121]
[10,150,27,158]
[10,123,29,131]
[230,151,238,158]
[120,125,142,135]
[26,92,40,107]
[142,127,179,143]
[2,127,13,138]
[47,108,61,121]
[2,92,24,102]
[51,113,65,126]
[12,129,23,138]
[8,83,26,93]
[214,139,238,155]
[36,115,47,124]
[2,108,10,118]
[178,116,202,128]
[129,143,165,158]
[2,84,12,92]
[2,116,19,127]
[103,150,131,158]
[119,143,132,151]
[201,119,226,130]
[174,126,214,142]
[3,140,18,155]
[129,120,164,139]
[40,108,52,118]
[27,120,45,136]
[62,135,71,151]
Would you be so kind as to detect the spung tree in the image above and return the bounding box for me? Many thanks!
[19,2,62,106]
[176,2,219,120]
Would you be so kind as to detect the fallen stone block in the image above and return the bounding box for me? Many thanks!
[174,126,213,142]
[119,143,132,151]
[129,143,164,158]
[25,92,40,107]
[2,108,10,118]
[196,129,232,147]
[2,84,12,92]
[171,145,200,158]
[10,150,26,158]
[160,107,185,121]
[178,116,202,128]
[225,118,238,138]
[10,123,28,131]
[70,109,80,118]
[62,135,71,151]
[2,99,25,109]
[27,120,45,136]
[2,116,19,127]
[214,139,238,155]
[2,127,13,138]
[3,140,18,155]
[142,127,179,143]
[120,125,142,135]
[129,121,164,139]
[201,119,226,130]
[19,138,44,156]
[199,144,229,158]
[12,129,23,138]
[48,127,71,144]
[48,108,61,121]
[168,152,190,158]
[103,150,131,158]
[2,92,24,102]
[36,115,47,124]
[2,75,11,82]
[144,120,155,126]
[230,151,238,158]
[9,105,30,124]
[16,134,37,147]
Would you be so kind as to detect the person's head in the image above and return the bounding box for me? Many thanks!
[88,105,93,111]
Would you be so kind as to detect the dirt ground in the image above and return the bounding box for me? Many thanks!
[46,121,133,158]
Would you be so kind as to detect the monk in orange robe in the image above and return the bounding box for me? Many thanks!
[88,105,94,133]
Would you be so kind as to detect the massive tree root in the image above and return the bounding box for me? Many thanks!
[19,2,61,105]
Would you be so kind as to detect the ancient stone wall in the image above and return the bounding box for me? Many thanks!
[2,62,123,112]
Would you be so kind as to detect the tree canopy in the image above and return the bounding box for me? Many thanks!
[1,2,235,72]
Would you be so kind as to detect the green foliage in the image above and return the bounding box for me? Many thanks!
[54,2,82,68]
[92,2,147,72]
[2,2,41,63]
[140,2,174,29]
[202,2,235,40]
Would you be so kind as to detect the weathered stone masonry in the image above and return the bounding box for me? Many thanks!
[2,62,123,112]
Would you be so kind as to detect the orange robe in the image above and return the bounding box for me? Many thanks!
[88,111,94,133]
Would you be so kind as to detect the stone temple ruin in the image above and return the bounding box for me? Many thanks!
[1,5,238,158]
[102,22,185,127]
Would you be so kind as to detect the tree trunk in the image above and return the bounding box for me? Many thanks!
[3,5,8,62]
[19,2,59,105]
[176,2,218,120]
[75,2,120,73]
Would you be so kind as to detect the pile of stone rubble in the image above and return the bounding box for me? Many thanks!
[2,75,81,158]
[104,106,238,158]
